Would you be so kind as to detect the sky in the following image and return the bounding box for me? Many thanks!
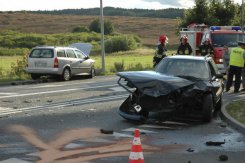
[0,0,242,11]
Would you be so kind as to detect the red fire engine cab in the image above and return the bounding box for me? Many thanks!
[180,24,245,73]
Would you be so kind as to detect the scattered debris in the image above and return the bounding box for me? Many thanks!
[23,100,31,103]
[100,129,114,134]
[219,155,228,161]
[2,100,13,103]
[47,100,53,103]
[13,107,18,109]
[186,148,194,152]
[220,124,227,128]
[206,141,225,146]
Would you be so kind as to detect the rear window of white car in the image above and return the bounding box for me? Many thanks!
[29,49,54,58]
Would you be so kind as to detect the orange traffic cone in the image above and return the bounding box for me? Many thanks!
[129,129,145,163]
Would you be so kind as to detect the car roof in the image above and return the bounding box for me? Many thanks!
[32,46,77,50]
[167,55,207,61]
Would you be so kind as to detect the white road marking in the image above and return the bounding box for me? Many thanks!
[139,124,174,130]
[0,84,119,99]
[30,84,67,88]
[110,87,126,92]
[0,94,128,116]
[122,128,157,134]
[0,93,18,95]
[0,158,31,163]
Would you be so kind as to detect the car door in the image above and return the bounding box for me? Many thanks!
[66,49,80,75]
[75,50,92,74]
[208,59,224,101]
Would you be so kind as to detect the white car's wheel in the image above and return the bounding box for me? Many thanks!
[62,68,71,81]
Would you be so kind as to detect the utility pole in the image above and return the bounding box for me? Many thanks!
[100,0,105,73]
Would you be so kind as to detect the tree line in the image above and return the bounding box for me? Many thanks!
[179,0,244,28]
[29,7,184,19]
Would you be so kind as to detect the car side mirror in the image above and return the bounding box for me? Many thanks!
[85,56,89,60]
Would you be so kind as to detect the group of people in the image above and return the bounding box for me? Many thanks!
[223,41,245,93]
[153,34,245,93]
[153,34,214,67]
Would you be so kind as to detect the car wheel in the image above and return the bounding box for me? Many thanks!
[62,68,71,81]
[88,68,95,78]
[31,74,40,80]
[202,94,214,122]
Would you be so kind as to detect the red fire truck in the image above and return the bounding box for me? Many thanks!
[180,24,245,73]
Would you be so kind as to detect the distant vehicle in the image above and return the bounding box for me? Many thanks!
[26,44,95,81]
[117,55,224,122]
[180,24,245,73]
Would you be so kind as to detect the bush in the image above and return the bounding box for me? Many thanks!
[112,60,125,72]
[9,53,29,79]
[89,18,114,35]
[105,35,138,53]
[72,26,89,33]
[0,47,30,56]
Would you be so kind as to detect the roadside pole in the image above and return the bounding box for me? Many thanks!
[100,0,105,73]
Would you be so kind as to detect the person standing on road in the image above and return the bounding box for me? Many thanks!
[241,66,245,91]
[177,35,192,55]
[222,45,230,75]
[199,38,214,57]
[226,41,245,93]
[153,34,168,67]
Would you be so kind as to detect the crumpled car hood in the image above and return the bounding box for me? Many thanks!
[117,71,195,97]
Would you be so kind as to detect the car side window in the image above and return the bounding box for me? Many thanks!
[75,50,86,59]
[57,49,66,58]
[66,49,77,58]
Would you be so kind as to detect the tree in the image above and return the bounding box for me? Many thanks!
[178,0,238,28]
[89,19,114,35]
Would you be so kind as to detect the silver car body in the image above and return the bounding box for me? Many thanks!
[26,45,95,79]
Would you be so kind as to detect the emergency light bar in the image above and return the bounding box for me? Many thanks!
[210,26,241,31]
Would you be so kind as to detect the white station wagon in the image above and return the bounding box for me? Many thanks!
[26,43,95,81]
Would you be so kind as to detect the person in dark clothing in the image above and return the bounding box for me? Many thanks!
[226,41,245,93]
[199,38,214,56]
[177,35,192,55]
[153,35,168,67]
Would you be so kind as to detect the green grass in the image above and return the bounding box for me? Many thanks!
[226,100,245,125]
[0,56,22,72]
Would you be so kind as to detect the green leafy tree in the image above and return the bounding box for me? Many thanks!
[179,0,238,28]
[89,19,114,35]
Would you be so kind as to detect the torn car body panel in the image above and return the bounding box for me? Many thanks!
[117,71,214,121]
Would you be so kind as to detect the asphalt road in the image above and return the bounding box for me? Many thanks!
[0,76,244,163]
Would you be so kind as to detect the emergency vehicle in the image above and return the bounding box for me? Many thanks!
[180,24,245,73]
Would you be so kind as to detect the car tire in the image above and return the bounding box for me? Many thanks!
[31,74,40,80]
[202,94,213,122]
[61,68,71,81]
[88,68,95,78]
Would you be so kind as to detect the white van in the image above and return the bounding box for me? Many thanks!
[26,45,95,81]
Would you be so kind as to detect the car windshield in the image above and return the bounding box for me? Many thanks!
[155,58,210,80]
[211,33,245,47]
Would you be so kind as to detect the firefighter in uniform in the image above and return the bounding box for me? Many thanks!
[153,35,168,67]
[177,35,192,55]
[226,41,245,93]
[199,38,214,56]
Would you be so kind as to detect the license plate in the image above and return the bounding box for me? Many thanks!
[35,62,47,67]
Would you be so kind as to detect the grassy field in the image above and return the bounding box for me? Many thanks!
[226,100,245,125]
[0,56,22,72]
[0,13,179,47]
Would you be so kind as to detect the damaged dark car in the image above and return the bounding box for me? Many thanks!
[117,55,224,122]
